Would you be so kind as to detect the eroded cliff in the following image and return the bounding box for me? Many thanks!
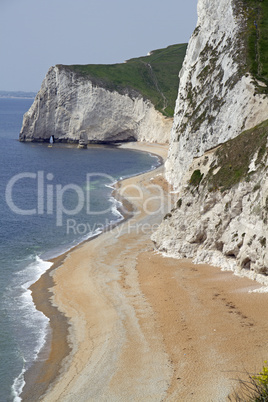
[165,0,268,189]
[19,66,172,144]
[19,44,187,144]
[153,0,268,281]
[153,120,268,285]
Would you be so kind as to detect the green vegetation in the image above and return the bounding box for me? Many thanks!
[176,198,182,208]
[164,212,172,220]
[189,169,204,187]
[229,361,268,401]
[243,0,268,90]
[206,119,268,191]
[59,44,187,117]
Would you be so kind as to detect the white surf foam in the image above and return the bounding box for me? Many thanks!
[9,256,53,400]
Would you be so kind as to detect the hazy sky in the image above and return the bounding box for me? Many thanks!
[0,0,197,92]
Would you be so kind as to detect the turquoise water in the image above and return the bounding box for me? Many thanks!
[0,98,160,401]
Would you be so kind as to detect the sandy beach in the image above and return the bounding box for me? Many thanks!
[22,142,268,401]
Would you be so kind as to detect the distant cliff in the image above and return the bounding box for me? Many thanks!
[19,44,187,144]
[153,0,268,283]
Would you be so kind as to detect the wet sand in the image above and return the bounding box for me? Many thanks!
[22,142,268,401]
[21,254,71,401]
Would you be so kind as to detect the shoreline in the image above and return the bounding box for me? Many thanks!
[20,142,168,400]
[21,194,134,401]
[20,141,268,401]
[20,253,70,401]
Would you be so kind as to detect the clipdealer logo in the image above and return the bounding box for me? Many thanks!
[5,171,172,230]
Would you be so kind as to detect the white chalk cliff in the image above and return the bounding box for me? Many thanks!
[153,0,268,282]
[153,143,268,284]
[165,0,268,189]
[19,65,172,144]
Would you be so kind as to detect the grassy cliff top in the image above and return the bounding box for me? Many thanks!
[58,43,187,117]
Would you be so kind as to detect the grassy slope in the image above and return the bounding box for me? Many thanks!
[243,0,268,90]
[204,119,268,192]
[59,44,187,117]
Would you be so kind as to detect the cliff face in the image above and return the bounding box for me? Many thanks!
[153,0,268,282]
[165,0,268,189]
[153,122,268,285]
[19,66,172,144]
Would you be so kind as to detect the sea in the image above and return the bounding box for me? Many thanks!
[0,97,160,401]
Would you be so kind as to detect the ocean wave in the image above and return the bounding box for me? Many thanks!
[12,367,25,402]
[109,196,124,220]
[6,256,53,400]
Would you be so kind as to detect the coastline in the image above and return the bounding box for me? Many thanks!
[21,195,134,401]
[20,253,70,401]
[20,142,169,400]
[20,142,268,401]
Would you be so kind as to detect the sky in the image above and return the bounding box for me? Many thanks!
[0,0,197,92]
